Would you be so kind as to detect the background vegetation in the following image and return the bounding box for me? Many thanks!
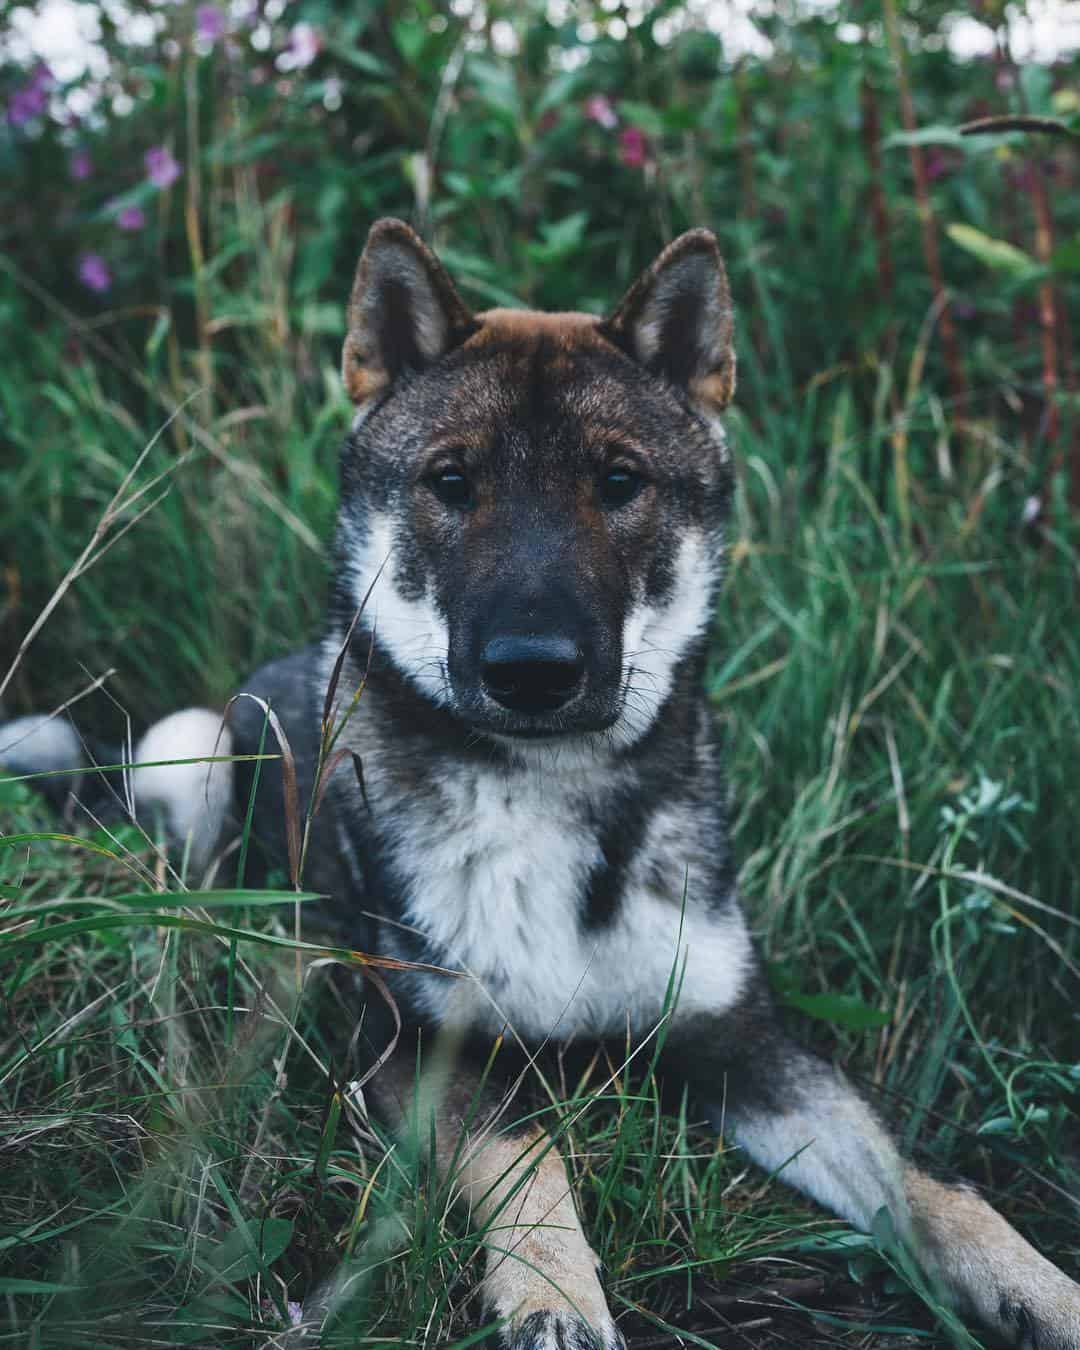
[1,0,1078,1345]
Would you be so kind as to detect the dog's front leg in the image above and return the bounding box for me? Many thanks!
[372,1039,625,1349]
[673,1024,1080,1348]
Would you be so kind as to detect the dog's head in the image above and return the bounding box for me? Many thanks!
[333,219,736,748]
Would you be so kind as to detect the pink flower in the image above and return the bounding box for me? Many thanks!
[196,6,226,42]
[619,126,648,168]
[145,146,181,189]
[78,253,111,293]
[288,22,320,68]
[584,94,617,130]
[70,148,93,180]
[116,204,146,230]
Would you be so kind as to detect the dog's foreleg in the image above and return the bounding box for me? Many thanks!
[683,1033,1080,1348]
[371,1040,625,1350]
[451,1120,624,1349]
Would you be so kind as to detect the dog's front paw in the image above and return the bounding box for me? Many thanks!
[996,1291,1080,1350]
[499,1308,626,1350]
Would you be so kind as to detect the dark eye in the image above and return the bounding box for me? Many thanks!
[599,466,645,510]
[429,467,473,509]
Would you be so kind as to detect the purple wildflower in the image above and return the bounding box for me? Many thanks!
[924,149,951,183]
[145,146,181,189]
[78,253,112,294]
[7,63,53,126]
[8,87,45,125]
[287,1302,303,1327]
[619,125,648,168]
[116,204,146,231]
[70,149,93,180]
[584,94,617,130]
[196,6,226,42]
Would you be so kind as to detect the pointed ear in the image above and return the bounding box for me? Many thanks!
[601,229,736,414]
[342,218,477,406]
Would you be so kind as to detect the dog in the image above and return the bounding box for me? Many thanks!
[3,220,1078,1349]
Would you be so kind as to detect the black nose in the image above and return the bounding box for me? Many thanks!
[480,636,585,714]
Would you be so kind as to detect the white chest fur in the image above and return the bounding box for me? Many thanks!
[378,758,752,1043]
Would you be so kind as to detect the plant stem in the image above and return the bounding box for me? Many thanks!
[881,0,968,424]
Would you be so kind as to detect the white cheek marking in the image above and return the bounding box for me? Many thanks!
[617,530,716,746]
[385,764,751,1042]
[347,511,450,705]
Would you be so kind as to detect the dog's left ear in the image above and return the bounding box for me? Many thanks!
[342,218,476,406]
[601,229,736,413]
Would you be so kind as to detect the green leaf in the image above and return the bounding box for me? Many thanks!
[781,991,891,1030]
[1,889,317,919]
[328,44,390,78]
[172,1290,250,1344]
[528,212,589,264]
[1052,237,1080,274]
[946,223,1037,276]
[300,302,346,335]
[536,68,590,118]
[0,832,122,860]
[617,100,665,138]
[205,1217,293,1283]
[0,906,333,961]
[316,1091,343,1180]
[1019,64,1052,116]
[391,20,427,68]
[145,309,171,360]
[884,127,968,150]
[0,1278,83,1293]
[977,1115,1018,1136]
[468,59,520,125]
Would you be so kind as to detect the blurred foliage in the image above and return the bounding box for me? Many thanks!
[1,0,1077,393]
[0,0,1078,720]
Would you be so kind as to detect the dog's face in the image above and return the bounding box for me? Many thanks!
[334,220,736,747]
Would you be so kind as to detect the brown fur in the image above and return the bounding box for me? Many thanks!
[472,307,607,345]
[907,1170,1080,1346]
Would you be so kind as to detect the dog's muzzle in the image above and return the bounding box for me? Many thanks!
[480,635,585,714]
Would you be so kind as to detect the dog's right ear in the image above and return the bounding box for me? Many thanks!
[601,229,736,414]
[342,219,476,406]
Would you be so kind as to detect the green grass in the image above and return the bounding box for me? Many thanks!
[2,336,1078,1347]
[2,170,1079,1344]
[3,0,1079,1338]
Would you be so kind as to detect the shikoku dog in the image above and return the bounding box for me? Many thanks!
[3,221,1079,1349]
